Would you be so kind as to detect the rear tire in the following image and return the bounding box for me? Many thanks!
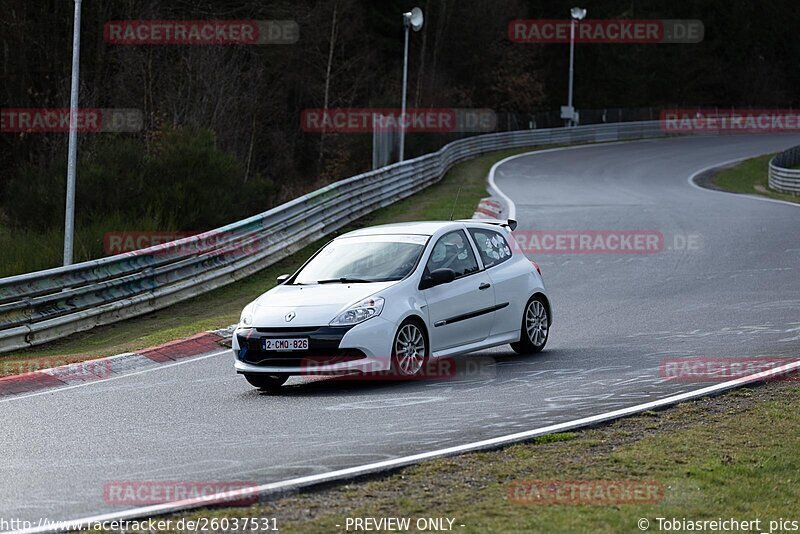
[244,373,288,391]
[511,295,550,354]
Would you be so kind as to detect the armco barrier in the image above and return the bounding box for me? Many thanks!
[769,145,800,194]
[0,121,672,353]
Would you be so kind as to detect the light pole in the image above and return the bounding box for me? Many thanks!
[64,0,83,265]
[562,6,586,127]
[399,7,423,162]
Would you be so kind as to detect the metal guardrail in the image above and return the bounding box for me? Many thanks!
[0,121,673,353]
[769,146,800,195]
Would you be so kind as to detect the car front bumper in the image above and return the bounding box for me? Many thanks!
[232,316,395,375]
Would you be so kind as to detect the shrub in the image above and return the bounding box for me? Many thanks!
[2,128,276,234]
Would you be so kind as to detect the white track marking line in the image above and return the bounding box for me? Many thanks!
[489,138,800,218]
[487,154,520,220]
[0,350,228,404]
[487,138,670,220]
[14,359,800,534]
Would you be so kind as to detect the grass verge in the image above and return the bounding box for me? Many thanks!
[1,147,536,375]
[149,381,800,533]
[711,155,800,203]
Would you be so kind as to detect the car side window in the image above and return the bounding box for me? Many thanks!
[425,230,479,278]
[469,228,513,269]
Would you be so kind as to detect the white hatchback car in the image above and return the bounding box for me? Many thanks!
[233,220,551,390]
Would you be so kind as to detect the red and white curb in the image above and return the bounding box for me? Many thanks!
[0,331,229,398]
[472,197,504,219]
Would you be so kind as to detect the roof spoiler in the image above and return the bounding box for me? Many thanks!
[459,218,518,231]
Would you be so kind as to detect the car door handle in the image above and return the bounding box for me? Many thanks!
[479,283,491,290]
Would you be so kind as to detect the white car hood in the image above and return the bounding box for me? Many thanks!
[251,281,396,327]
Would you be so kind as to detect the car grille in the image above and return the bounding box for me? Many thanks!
[255,326,320,334]
[241,349,366,368]
[237,325,360,368]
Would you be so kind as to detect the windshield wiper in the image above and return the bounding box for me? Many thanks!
[316,277,372,284]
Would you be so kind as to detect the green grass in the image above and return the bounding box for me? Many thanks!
[712,154,800,203]
[1,146,536,374]
[0,212,181,279]
[530,432,577,444]
[149,381,800,533]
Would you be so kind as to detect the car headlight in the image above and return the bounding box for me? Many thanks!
[330,296,384,326]
[239,303,255,327]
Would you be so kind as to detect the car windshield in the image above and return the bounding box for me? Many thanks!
[292,234,428,284]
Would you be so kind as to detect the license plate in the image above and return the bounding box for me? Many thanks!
[262,338,309,351]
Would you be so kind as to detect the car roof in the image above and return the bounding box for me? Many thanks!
[337,220,511,238]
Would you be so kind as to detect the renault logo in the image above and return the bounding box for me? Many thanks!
[285,311,296,322]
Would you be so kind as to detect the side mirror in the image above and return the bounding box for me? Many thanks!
[276,274,290,284]
[421,268,456,289]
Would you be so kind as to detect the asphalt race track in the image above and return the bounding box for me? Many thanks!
[3,134,800,525]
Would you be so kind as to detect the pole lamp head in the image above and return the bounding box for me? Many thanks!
[403,7,424,31]
[570,7,587,20]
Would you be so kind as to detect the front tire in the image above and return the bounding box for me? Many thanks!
[511,296,550,354]
[391,319,429,377]
[244,373,288,391]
